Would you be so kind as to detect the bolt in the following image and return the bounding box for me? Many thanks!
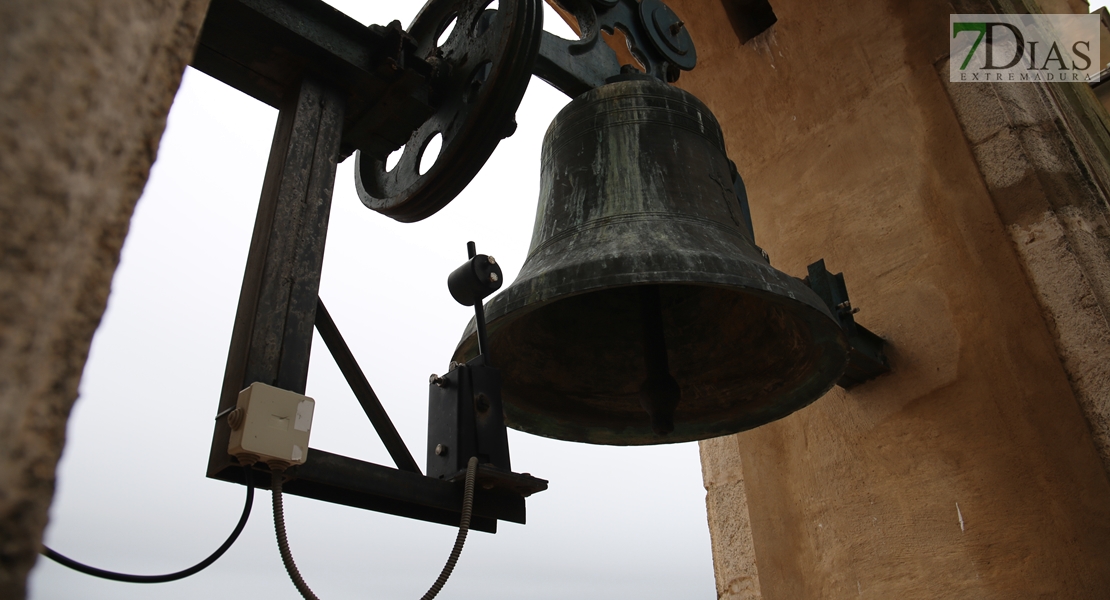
[474,393,491,413]
[435,444,448,456]
[836,301,860,316]
[430,374,448,387]
[449,361,461,371]
[669,20,685,36]
[487,255,497,265]
[489,272,499,283]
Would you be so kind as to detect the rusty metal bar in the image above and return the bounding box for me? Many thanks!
[208,76,345,478]
[314,298,422,474]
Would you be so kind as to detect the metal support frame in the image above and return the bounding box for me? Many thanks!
[199,0,544,534]
[192,0,434,160]
[207,75,344,484]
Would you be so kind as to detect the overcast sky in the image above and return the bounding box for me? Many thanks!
[28,2,715,599]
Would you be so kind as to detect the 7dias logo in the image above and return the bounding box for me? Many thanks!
[950,14,1100,83]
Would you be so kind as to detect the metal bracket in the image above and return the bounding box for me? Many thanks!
[429,244,546,495]
[427,358,544,497]
[804,260,890,388]
[534,0,697,97]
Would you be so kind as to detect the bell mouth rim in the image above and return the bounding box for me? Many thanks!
[454,274,849,446]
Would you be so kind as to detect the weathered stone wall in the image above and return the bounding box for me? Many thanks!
[0,1,209,597]
[671,0,1110,597]
[979,0,1110,479]
[700,436,762,599]
[941,61,1110,480]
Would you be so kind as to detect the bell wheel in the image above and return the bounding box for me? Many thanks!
[355,0,543,222]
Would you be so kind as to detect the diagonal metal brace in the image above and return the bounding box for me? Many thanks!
[314,298,422,474]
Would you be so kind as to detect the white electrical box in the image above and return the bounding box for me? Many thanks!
[227,382,314,467]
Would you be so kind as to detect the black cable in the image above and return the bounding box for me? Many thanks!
[41,467,255,583]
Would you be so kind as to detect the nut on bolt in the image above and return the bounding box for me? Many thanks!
[836,301,860,316]
[430,374,448,387]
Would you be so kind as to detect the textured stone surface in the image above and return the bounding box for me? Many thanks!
[700,436,762,600]
[0,1,209,596]
[1007,211,1110,464]
[940,51,1110,477]
[672,0,1110,597]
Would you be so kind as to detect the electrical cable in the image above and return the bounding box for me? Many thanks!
[271,465,321,600]
[272,456,480,600]
[419,456,479,600]
[41,467,255,583]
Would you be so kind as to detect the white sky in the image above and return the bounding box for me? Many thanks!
[27,2,715,599]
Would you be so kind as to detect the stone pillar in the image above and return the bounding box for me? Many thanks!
[0,1,209,596]
[700,436,763,600]
[671,0,1110,597]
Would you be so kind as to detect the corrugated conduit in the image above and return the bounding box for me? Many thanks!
[271,456,480,600]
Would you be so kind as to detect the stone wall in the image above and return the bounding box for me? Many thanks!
[941,59,1110,482]
[672,0,1110,597]
[0,1,209,597]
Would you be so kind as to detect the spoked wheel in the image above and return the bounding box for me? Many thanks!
[355,0,543,222]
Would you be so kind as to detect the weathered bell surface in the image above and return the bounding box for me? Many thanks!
[454,77,849,445]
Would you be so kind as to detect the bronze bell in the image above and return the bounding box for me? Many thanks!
[454,76,849,445]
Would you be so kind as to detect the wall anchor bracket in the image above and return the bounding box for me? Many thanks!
[805,260,890,388]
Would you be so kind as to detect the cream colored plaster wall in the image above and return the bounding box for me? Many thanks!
[0,2,209,597]
[673,0,1110,597]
